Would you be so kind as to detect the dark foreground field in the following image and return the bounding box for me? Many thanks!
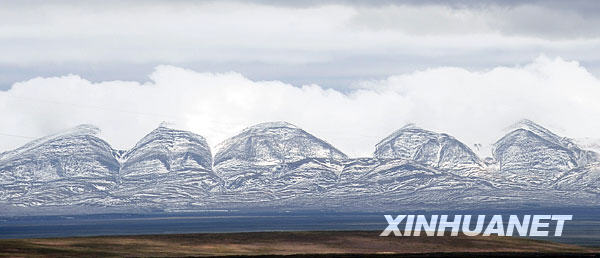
[0,231,598,257]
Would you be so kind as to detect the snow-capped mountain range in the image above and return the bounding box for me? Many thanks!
[0,120,598,214]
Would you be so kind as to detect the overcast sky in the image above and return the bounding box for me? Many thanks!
[1,0,600,157]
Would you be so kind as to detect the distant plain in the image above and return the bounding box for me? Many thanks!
[1,231,599,257]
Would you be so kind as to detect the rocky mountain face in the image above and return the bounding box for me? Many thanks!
[121,126,213,177]
[114,126,222,207]
[374,124,483,174]
[214,122,346,165]
[336,158,492,200]
[492,120,598,186]
[0,125,119,206]
[214,122,345,200]
[0,120,598,213]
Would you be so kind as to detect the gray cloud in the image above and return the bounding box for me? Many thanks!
[1,0,600,92]
[245,0,600,39]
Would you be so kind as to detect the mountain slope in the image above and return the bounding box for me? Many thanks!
[0,120,598,211]
[492,120,598,186]
[374,124,483,174]
[215,122,346,165]
[0,125,119,206]
[113,125,222,207]
[213,122,346,198]
[553,162,600,194]
[315,158,496,210]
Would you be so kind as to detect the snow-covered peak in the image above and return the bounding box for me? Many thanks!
[121,125,213,176]
[493,120,598,180]
[496,119,592,159]
[241,121,299,132]
[399,123,419,130]
[0,124,101,161]
[0,124,118,182]
[505,119,565,147]
[214,121,347,166]
[375,124,437,153]
[126,126,209,155]
[158,121,177,129]
[374,124,482,171]
[64,124,101,135]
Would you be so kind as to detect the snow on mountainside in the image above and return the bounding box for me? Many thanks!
[0,120,598,212]
[554,163,600,194]
[374,124,483,174]
[0,124,117,180]
[113,125,222,207]
[492,120,598,186]
[213,122,345,198]
[337,158,492,197]
[121,125,213,176]
[214,122,347,165]
[0,125,119,206]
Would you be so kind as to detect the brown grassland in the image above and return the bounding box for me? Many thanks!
[0,231,598,257]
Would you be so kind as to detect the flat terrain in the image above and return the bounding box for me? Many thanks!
[0,231,598,257]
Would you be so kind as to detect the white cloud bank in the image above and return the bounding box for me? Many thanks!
[1,56,600,157]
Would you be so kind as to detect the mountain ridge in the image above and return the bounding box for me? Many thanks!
[0,120,598,213]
